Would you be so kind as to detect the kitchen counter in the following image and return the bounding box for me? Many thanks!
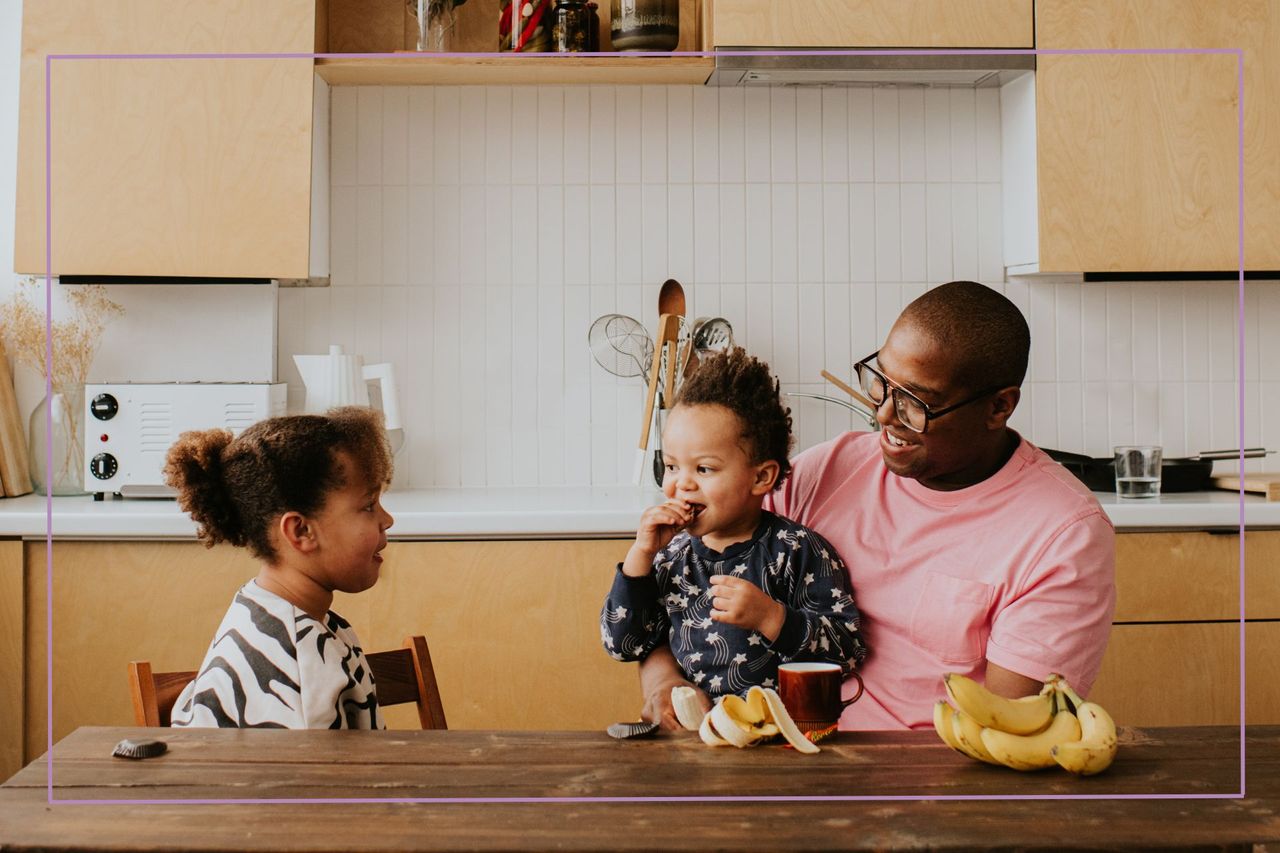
[0,486,1275,539]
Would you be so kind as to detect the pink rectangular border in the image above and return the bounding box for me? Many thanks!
[41,46,1249,805]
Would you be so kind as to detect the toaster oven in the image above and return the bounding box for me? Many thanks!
[83,382,287,499]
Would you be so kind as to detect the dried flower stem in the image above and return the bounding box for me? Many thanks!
[0,277,124,490]
[0,276,123,394]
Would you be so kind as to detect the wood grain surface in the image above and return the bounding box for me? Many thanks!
[1035,0,1280,271]
[0,542,23,783]
[0,725,1276,851]
[0,341,32,497]
[14,0,317,277]
[1112,531,1280,622]
[21,539,638,761]
[712,0,1033,48]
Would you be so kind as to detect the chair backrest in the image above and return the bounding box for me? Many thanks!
[127,634,447,729]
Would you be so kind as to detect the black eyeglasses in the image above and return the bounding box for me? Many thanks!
[854,351,1000,434]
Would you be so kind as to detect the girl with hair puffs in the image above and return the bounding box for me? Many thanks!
[164,407,394,729]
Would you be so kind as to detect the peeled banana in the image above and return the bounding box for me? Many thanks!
[1051,680,1119,776]
[671,685,705,732]
[678,685,820,754]
[931,672,1119,776]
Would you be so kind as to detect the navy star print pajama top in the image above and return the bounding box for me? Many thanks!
[600,511,868,698]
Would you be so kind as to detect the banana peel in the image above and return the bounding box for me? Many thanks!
[687,685,821,754]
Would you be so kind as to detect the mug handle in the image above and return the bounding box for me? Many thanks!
[839,673,865,709]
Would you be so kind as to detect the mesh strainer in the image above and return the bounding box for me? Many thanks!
[588,314,654,378]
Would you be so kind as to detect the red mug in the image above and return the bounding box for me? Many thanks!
[777,663,865,731]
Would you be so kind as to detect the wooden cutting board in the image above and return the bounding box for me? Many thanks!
[1211,473,1280,501]
[0,341,32,497]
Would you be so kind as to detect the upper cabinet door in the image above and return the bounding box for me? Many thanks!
[1035,0,1279,272]
[14,0,317,278]
[711,0,1034,48]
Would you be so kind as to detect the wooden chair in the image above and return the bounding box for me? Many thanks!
[127,635,447,729]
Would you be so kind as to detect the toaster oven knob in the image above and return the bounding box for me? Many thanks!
[90,393,119,421]
[90,452,118,480]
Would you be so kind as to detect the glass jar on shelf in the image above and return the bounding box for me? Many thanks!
[609,0,678,51]
[552,0,592,52]
[408,0,460,52]
[586,2,600,51]
[500,0,554,52]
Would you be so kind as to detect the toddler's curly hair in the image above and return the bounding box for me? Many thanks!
[163,406,392,562]
[673,347,793,490]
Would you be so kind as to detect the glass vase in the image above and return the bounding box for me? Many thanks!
[410,0,458,52]
[28,385,86,497]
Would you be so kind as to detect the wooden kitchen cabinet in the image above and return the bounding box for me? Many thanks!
[14,530,1274,765]
[710,0,1033,48]
[14,0,319,278]
[0,541,23,783]
[20,538,636,765]
[1089,530,1280,726]
[354,540,639,732]
[1028,0,1280,272]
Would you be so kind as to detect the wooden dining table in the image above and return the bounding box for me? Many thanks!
[1,725,1278,851]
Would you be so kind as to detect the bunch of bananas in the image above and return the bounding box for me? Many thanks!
[671,685,820,754]
[933,673,1118,775]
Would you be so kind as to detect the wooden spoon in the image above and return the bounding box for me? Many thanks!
[658,279,686,317]
[658,280,686,403]
[821,369,879,413]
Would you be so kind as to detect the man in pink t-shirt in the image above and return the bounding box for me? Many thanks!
[637,280,1116,731]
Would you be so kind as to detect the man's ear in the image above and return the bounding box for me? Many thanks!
[986,386,1021,430]
[277,511,318,554]
[750,460,781,496]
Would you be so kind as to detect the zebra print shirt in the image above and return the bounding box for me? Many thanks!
[171,581,384,730]
[600,510,868,699]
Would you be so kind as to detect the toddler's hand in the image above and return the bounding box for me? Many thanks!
[642,676,711,731]
[708,574,785,641]
[632,500,695,557]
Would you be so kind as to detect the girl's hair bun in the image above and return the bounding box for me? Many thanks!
[163,428,245,549]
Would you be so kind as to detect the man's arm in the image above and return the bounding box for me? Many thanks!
[638,645,710,730]
[983,661,1043,699]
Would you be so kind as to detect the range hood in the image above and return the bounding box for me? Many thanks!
[708,52,1035,87]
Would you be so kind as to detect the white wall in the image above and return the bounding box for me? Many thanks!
[285,83,1277,489]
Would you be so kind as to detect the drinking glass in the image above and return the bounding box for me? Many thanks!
[1114,445,1162,498]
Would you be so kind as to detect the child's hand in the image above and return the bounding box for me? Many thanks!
[622,500,695,577]
[708,574,786,641]
[643,676,711,731]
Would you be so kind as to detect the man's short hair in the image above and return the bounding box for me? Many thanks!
[900,280,1031,392]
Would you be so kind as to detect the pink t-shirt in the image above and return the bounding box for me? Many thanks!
[765,430,1116,731]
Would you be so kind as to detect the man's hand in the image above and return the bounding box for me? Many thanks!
[708,574,786,640]
[638,645,710,730]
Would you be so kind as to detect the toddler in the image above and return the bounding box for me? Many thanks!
[600,348,867,701]
[164,406,394,729]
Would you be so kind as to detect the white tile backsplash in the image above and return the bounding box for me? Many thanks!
[295,84,1278,487]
